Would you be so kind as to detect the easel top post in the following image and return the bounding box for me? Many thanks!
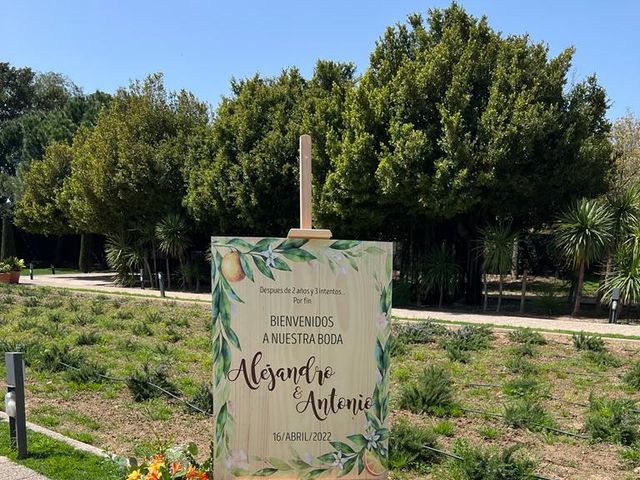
[287,134,332,240]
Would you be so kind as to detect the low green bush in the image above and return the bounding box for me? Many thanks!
[503,376,543,398]
[572,331,606,352]
[444,344,471,363]
[508,328,547,345]
[126,364,179,402]
[65,361,107,383]
[448,442,538,480]
[583,350,621,368]
[505,355,538,375]
[35,344,84,372]
[585,396,639,445]
[388,417,439,470]
[389,335,409,358]
[132,322,153,337]
[398,365,456,415]
[433,419,455,437]
[187,383,214,415]
[623,362,640,390]
[511,342,537,358]
[504,398,555,432]
[440,325,493,353]
[75,331,101,346]
[394,321,448,344]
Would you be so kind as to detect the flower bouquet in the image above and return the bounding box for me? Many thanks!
[126,444,211,480]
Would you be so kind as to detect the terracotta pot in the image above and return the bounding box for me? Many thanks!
[0,273,10,284]
[9,271,20,284]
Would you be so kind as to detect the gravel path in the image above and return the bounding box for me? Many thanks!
[0,457,49,480]
[20,273,640,337]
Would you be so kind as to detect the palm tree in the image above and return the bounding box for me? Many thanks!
[420,243,460,308]
[597,187,640,308]
[479,223,516,312]
[155,213,191,290]
[554,198,613,316]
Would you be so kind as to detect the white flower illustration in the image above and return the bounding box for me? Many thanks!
[260,244,276,267]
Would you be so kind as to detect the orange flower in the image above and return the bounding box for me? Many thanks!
[170,462,183,475]
[185,465,199,479]
[198,471,209,480]
[147,472,162,480]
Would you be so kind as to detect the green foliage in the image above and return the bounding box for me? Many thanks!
[393,321,447,344]
[477,425,500,440]
[503,376,543,398]
[504,398,555,432]
[398,365,456,415]
[187,383,214,415]
[572,331,606,352]
[433,419,455,437]
[156,213,191,259]
[440,325,493,353]
[420,243,460,306]
[505,355,538,375]
[392,279,412,307]
[126,364,178,402]
[388,335,409,358]
[479,223,516,275]
[61,74,207,235]
[508,328,547,345]
[623,362,640,390]
[388,417,439,470]
[75,331,100,346]
[444,344,471,364]
[583,350,621,368]
[619,442,640,468]
[585,396,640,445]
[65,361,107,384]
[132,322,153,337]
[511,343,537,358]
[447,442,538,480]
[35,343,84,372]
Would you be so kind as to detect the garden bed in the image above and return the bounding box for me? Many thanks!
[1,284,640,478]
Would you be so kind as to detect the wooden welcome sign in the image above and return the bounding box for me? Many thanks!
[212,136,392,479]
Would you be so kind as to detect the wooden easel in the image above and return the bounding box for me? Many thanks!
[287,134,333,240]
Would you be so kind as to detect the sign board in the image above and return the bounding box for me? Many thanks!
[212,237,393,479]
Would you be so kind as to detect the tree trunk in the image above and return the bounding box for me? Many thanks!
[573,262,585,316]
[483,272,488,311]
[439,284,444,308]
[595,257,611,310]
[520,269,528,314]
[1,216,16,259]
[79,233,91,273]
[54,235,63,266]
[496,273,503,312]
[511,240,519,280]
[151,243,158,289]
[166,257,171,290]
[144,259,153,289]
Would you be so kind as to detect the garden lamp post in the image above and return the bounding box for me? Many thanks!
[5,352,27,458]
[29,263,33,280]
[158,272,165,298]
[609,288,621,324]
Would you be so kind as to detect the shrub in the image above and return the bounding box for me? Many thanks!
[444,344,471,364]
[398,365,456,415]
[583,350,621,368]
[625,363,640,391]
[503,376,543,398]
[65,362,107,383]
[433,420,455,437]
[619,442,640,468]
[504,398,555,432]
[511,343,537,358]
[505,356,538,375]
[75,331,101,346]
[449,442,537,480]
[127,364,179,401]
[440,325,493,353]
[394,321,447,344]
[132,322,153,336]
[187,383,213,415]
[72,312,89,326]
[90,301,104,315]
[585,396,639,445]
[572,331,606,352]
[388,417,439,470]
[508,328,547,345]
[164,326,183,343]
[145,310,163,324]
[47,311,63,323]
[35,344,84,372]
[477,425,500,440]
[389,335,409,358]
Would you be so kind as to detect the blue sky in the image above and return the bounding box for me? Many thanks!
[1,1,638,119]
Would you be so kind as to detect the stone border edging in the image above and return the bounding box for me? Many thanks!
[0,410,110,459]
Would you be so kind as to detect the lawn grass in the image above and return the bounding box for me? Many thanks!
[22,267,82,276]
[0,422,121,480]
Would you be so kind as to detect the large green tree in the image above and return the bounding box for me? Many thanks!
[61,74,208,235]
[317,5,613,303]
